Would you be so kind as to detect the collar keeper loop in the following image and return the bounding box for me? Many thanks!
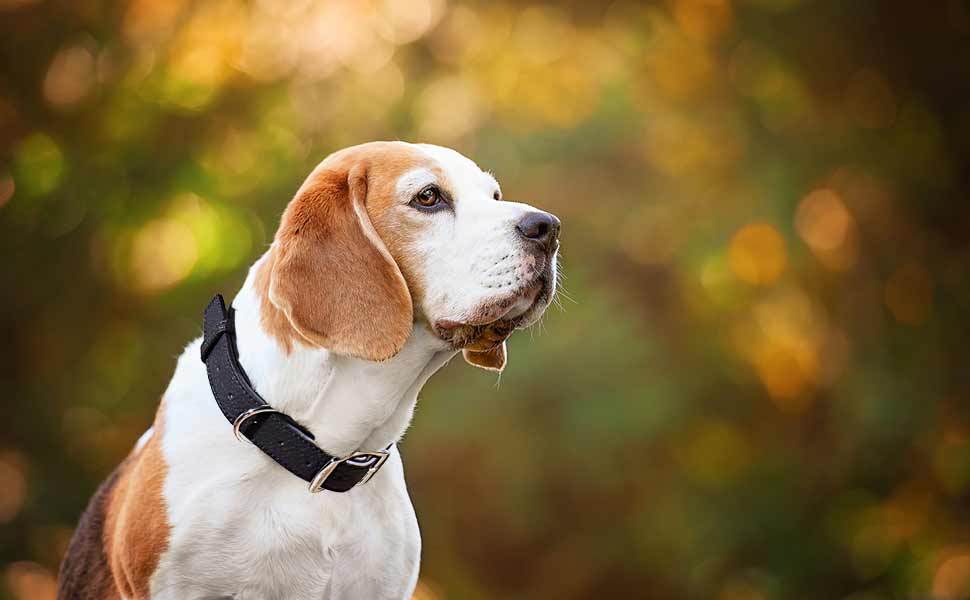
[200,313,234,362]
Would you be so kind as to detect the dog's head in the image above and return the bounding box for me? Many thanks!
[261,141,560,372]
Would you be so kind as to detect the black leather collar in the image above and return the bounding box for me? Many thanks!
[201,294,390,493]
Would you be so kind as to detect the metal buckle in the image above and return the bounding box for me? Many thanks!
[232,406,281,442]
[308,450,391,493]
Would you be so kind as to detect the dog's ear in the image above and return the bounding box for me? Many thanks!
[268,163,413,361]
[463,342,508,372]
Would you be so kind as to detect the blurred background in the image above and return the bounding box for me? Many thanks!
[2,0,969,598]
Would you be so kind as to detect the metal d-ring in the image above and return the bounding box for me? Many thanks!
[232,406,280,442]
[308,449,392,493]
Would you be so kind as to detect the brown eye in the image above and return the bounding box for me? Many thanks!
[493,191,501,201]
[412,186,443,209]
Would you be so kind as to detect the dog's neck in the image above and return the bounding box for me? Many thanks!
[230,254,456,457]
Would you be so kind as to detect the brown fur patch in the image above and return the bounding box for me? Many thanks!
[365,162,450,324]
[58,404,170,600]
[58,469,124,600]
[260,142,438,360]
[103,404,171,599]
[253,253,299,353]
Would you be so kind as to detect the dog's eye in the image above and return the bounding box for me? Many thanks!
[412,186,444,209]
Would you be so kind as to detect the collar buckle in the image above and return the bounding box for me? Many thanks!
[308,450,391,493]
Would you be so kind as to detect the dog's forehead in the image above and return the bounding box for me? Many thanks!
[313,141,500,203]
[414,143,499,194]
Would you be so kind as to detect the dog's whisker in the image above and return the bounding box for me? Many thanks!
[555,282,577,305]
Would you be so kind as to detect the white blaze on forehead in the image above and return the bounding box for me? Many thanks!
[414,144,500,199]
[395,167,437,198]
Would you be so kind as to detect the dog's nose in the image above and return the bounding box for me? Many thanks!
[516,211,561,249]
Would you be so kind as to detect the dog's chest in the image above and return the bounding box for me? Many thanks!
[153,443,420,600]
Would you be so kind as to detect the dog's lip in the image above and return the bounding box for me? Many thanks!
[436,280,543,330]
[436,319,467,330]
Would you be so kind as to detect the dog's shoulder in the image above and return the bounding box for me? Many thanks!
[59,405,171,600]
[57,463,123,600]
[103,420,171,600]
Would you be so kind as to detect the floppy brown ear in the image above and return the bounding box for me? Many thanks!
[463,342,508,372]
[268,163,413,361]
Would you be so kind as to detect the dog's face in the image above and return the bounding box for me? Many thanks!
[262,142,560,371]
[369,144,559,362]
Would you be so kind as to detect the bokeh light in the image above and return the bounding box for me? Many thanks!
[0,452,26,525]
[728,223,787,285]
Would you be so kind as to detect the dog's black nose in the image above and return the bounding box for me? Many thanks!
[516,211,561,249]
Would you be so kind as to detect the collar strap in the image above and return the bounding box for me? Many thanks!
[201,294,391,493]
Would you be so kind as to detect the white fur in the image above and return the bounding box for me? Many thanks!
[143,143,556,599]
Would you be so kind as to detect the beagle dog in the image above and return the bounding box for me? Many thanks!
[57,142,560,600]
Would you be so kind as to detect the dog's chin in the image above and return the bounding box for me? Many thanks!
[432,274,555,351]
